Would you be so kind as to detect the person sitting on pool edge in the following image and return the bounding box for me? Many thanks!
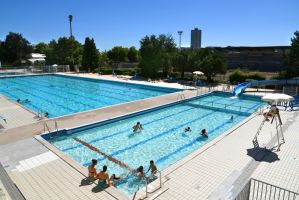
[201,129,208,138]
[133,122,143,132]
[185,127,192,132]
[95,165,110,190]
[87,159,98,183]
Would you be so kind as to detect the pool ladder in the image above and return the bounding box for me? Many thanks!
[43,120,59,138]
[132,170,163,200]
[177,93,186,101]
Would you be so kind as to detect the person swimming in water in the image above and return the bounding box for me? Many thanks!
[109,174,120,186]
[44,112,49,118]
[185,127,192,132]
[133,122,143,132]
[201,129,208,138]
[135,166,145,177]
[146,160,157,174]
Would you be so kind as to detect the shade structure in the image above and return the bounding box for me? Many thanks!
[193,71,204,75]
[262,93,294,102]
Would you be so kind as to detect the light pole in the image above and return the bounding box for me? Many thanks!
[68,15,73,38]
[177,31,183,50]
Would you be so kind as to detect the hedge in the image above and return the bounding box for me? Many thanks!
[94,67,141,76]
[229,69,265,84]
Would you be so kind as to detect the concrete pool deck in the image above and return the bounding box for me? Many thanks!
[0,95,38,131]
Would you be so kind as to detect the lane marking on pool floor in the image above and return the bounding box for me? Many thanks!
[73,137,134,172]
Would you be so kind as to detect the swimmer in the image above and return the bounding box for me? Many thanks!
[25,99,30,103]
[201,129,208,138]
[17,99,22,103]
[109,174,120,186]
[135,166,145,177]
[133,122,143,132]
[230,115,234,121]
[146,160,157,174]
[44,112,49,118]
[185,127,192,132]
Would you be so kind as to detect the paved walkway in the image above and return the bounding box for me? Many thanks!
[0,138,127,200]
[0,95,38,131]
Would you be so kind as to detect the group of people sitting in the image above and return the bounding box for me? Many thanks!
[87,159,158,190]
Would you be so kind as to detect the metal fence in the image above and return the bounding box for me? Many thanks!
[0,65,71,76]
[235,178,299,200]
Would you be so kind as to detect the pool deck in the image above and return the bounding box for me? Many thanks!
[0,73,298,199]
[0,95,38,131]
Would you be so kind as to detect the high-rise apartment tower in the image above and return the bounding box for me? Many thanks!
[191,28,201,50]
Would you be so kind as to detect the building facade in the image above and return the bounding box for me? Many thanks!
[191,28,202,50]
[208,46,290,72]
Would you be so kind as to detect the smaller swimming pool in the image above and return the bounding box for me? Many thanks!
[43,92,264,196]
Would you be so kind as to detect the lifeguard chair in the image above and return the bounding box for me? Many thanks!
[252,93,293,151]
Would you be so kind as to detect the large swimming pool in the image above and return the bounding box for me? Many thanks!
[0,74,178,117]
[44,92,263,196]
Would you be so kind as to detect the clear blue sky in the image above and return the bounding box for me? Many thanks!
[0,0,298,50]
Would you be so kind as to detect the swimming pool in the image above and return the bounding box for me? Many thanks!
[0,74,178,117]
[43,92,263,196]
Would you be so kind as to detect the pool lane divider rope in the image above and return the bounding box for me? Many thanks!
[73,137,134,172]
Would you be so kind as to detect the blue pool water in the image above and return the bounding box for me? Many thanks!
[0,74,178,117]
[45,92,263,196]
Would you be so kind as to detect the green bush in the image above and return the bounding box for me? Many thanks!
[229,69,265,84]
[247,73,265,80]
[94,67,140,76]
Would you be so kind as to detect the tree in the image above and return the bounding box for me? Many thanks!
[194,49,226,82]
[99,51,108,66]
[34,42,49,54]
[82,37,99,71]
[139,34,176,78]
[54,37,82,66]
[172,49,193,78]
[127,46,138,62]
[2,32,33,65]
[286,31,299,77]
[107,46,128,64]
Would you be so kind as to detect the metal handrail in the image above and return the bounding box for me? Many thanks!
[177,93,186,101]
[235,178,299,200]
[133,170,163,200]
[43,122,50,133]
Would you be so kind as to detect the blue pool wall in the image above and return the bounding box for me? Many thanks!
[41,91,262,141]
